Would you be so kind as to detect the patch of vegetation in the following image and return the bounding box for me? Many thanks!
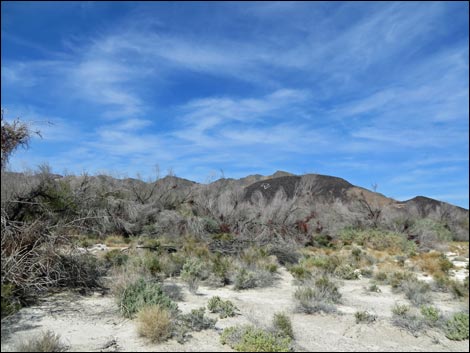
[181,257,206,293]
[272,312,294,339]
[354,310,377,324]
[391,304,425,336]
[220,325,292,352]
[445,312,469,341]
[339,228,416,254]
[400,279,432,306]
[15,330,68,352]
[420,305,441,326]
[116,277,177,318]
[1,284,21,318]
[334,264,360,280]
[136,305,173,343]
[294,276,341,314]
[178,307,217,331]
[207,296,237,318]
[104,249,129,267]
[368,283,381,293]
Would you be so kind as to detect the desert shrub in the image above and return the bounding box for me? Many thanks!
[388,271,416,290]
[294,276,341,314]
[444,312,469,341]
[374,271,388,282]
[368,283,381,293]
[141,253,162,276]
[55,253,106,289]
[220,325,292,352]
[233,265,276,290]
[104,249,129,267]
[209,254,233,286]
[159,252,185,277]
[15,330,68,352]
[272,312,294,339]
[116,277,177,318]
[354,310,377,324]
[410,219,453,249]
[207,296,237,318]
[360,268,373,278]
[400,279,432,306]
[136,305,173,343]
[334,264,360,280]
[339,228,415,253]
[448,279,469,299]
[420,305,441,326]
[181,257,206,293]
[179,307,217,331]
[161,283,184,301]
[1,284,21,318]
[391,304,425,336]
[233,267,257,290]
[301,255,340,274]
[288,264,311,282]
[104,234,130,247]
[267,244,300,265]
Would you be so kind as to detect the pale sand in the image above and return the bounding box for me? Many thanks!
[1,266,468,352]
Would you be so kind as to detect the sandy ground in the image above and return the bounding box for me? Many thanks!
[1,264,468,352]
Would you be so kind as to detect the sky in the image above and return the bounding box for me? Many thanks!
[1,1,469,208]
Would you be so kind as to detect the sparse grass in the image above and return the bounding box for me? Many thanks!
[15,330,68,352]
[207,296,237,318]
[354,310,377,324]
[220,325,292,352]
[273,312,294,339]
[136,305,173,343]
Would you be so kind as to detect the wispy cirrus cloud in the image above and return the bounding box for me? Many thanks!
[2,2,468,207]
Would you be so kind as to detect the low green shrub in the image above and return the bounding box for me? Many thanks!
[294,276,341,314]
[334,264,360,280]
[207,296,237,318]
[220,325,292,352]
[272,312,294,339]
[178,307,217,331]
[116,277,177,318]
[420,305,441,326]
[445,312,469,341]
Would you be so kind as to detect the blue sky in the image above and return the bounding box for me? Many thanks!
[1,1,469,208]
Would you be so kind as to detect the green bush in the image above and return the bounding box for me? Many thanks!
[181,258,205,293]
[420,306,440,326]
[207,296,237,318]
[220,325,292,352]
[334,264,360,280]
[339,228,416,253]
[287,265,311,281]
[117,277,177,318]
[445,312,469,341]
[368,283,381,293]
[272,312,294,339]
